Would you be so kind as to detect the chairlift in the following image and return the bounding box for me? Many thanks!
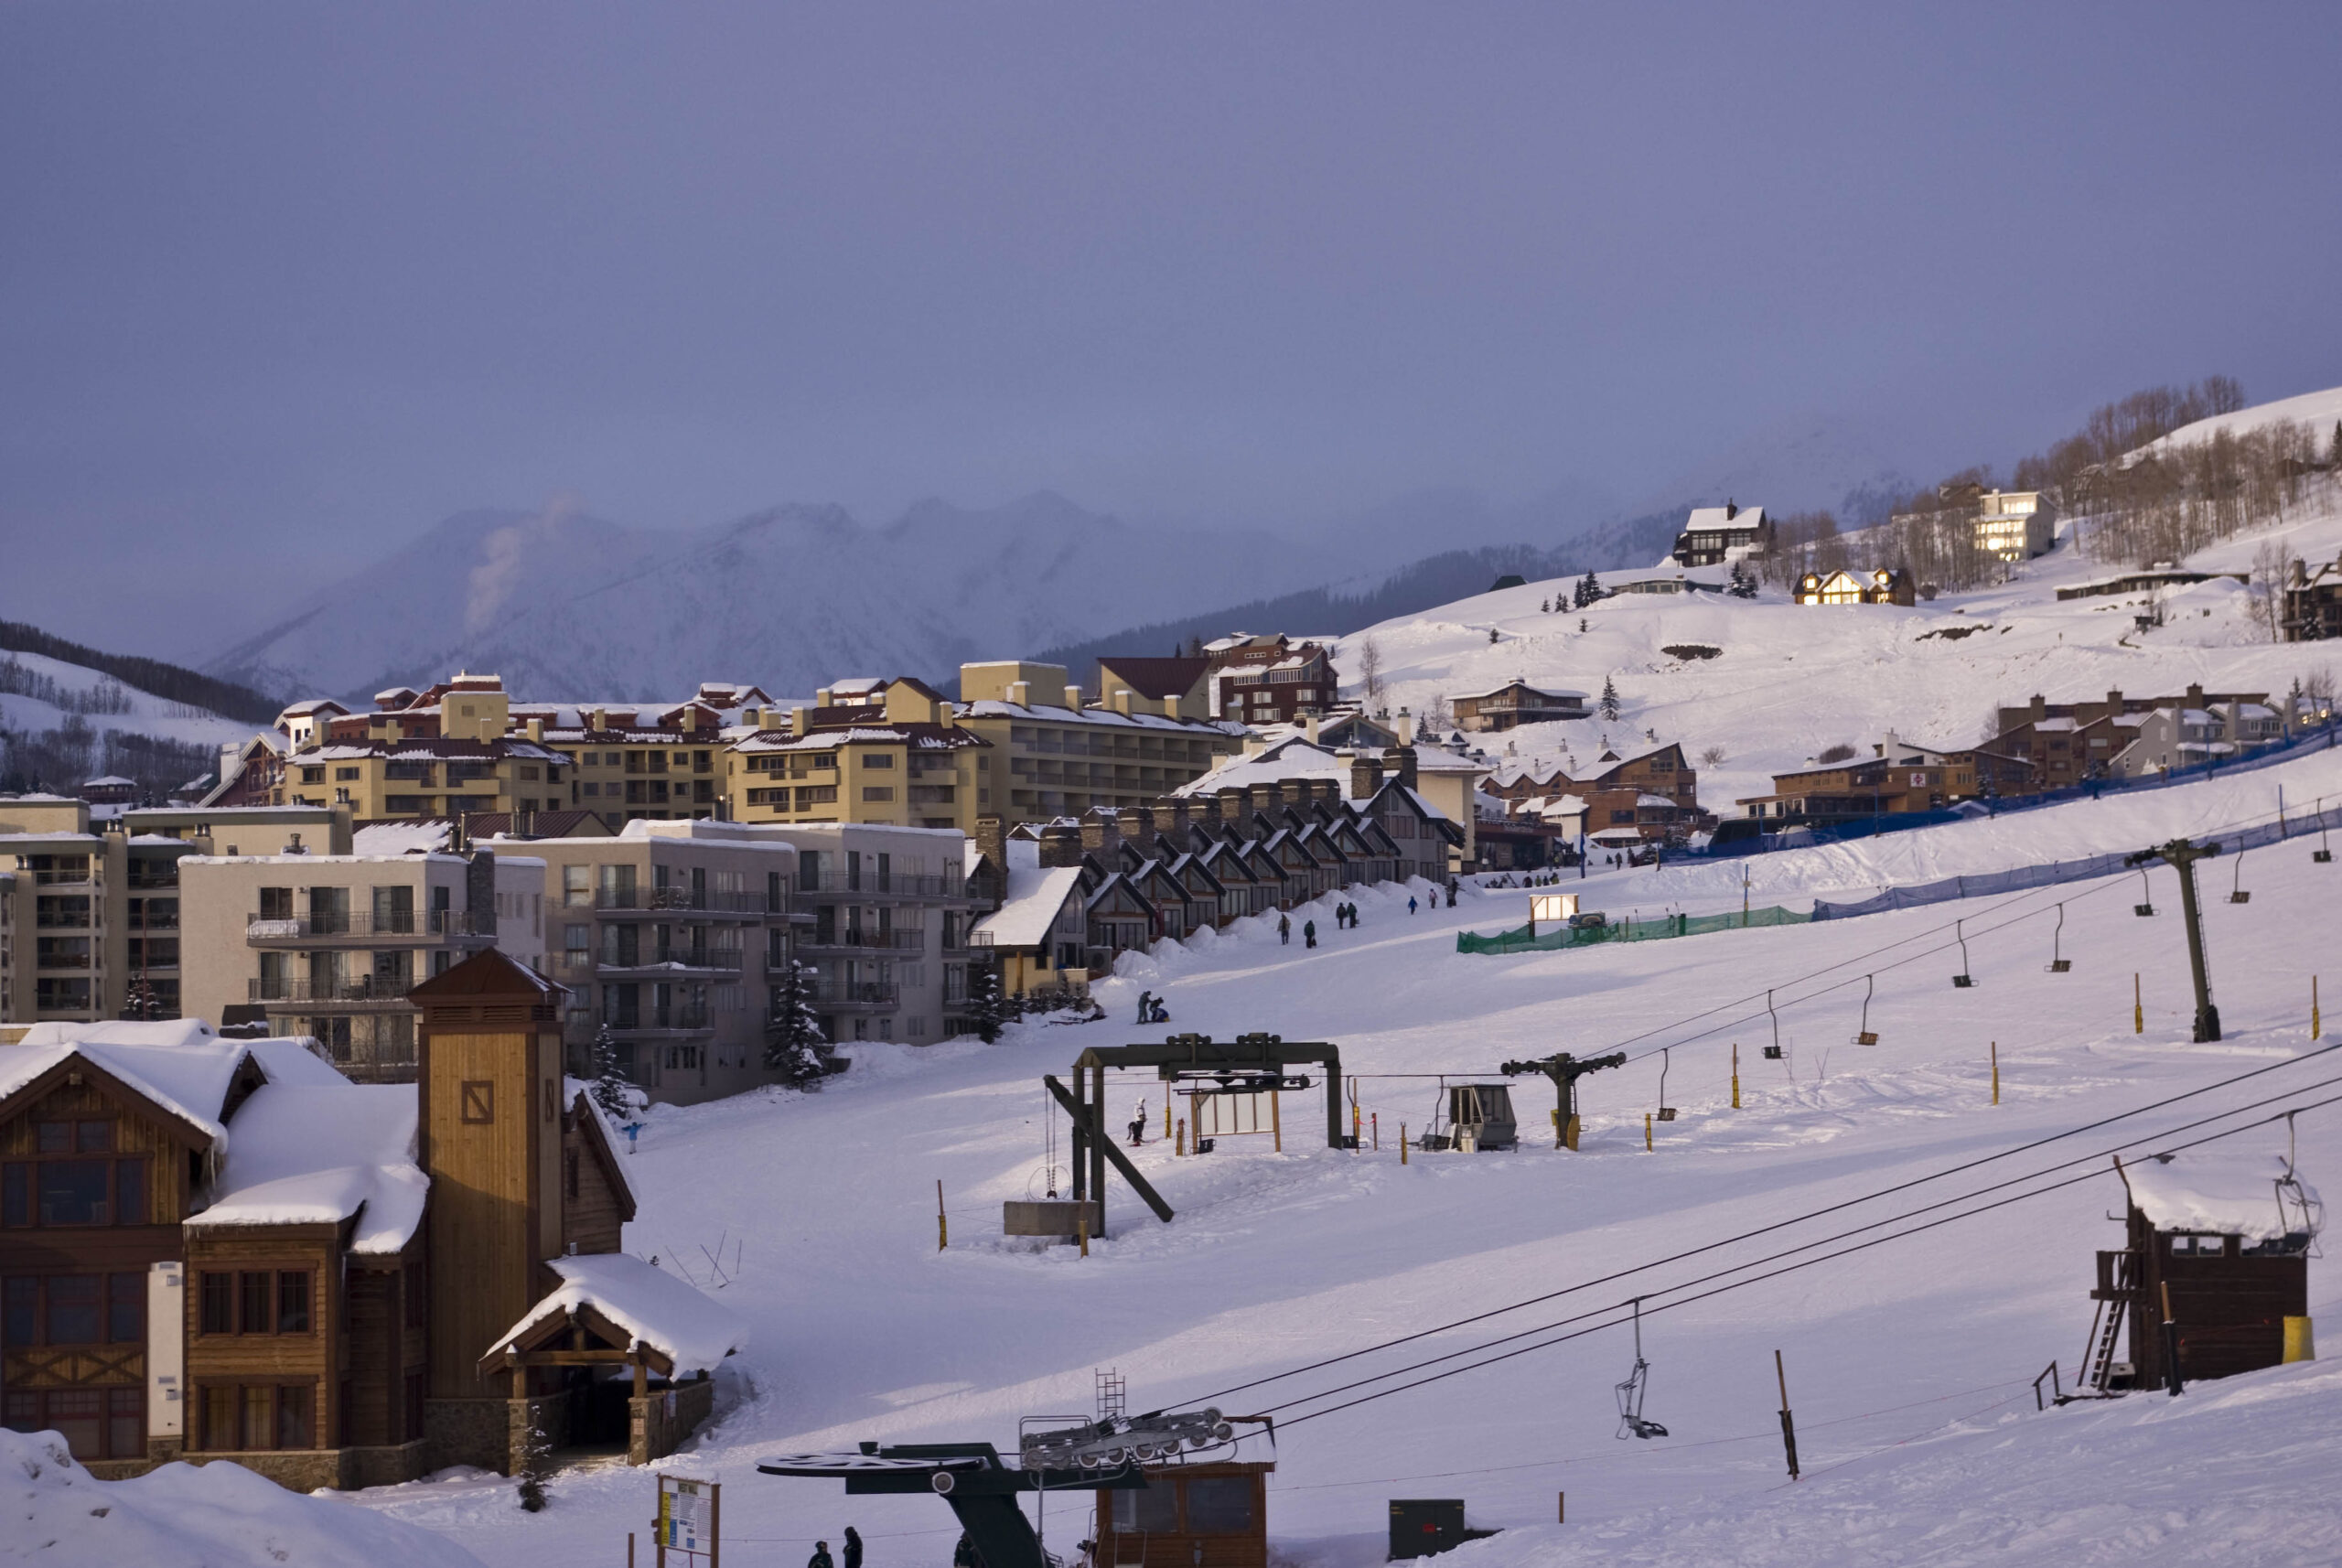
[1655,1047,1677,1122]
[1763,989,1784,1059]
[1951,918,1975,988]
[2229,843,2252,904]
[2134,867,2156,917]
[2047,903,2072,973]
[2316,799,2333,865]
[1852,973,1879,1045]
[1614,1298,1669,1440]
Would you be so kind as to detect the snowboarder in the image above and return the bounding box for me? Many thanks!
[1136,991,1155,1025]
[1408,896,1418,915]
[810,1542,834,1568]
[1128,1101,1147,1146]
[1278,913,1291,945]
[844,1528,864,1568]
[1304,918,1317,949]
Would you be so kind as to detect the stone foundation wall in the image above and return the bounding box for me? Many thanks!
[506,1392,568,1476]
[425,1397,513,1473]
[629,1376,715,1464]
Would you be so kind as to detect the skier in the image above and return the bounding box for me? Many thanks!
[844,1528,864,1568]
[1408,896,1418,915]
[810,1542,834,1568]
[1304,918,1317,949]
[1278,913,1291,945]
[1128,1100,1147,1146]
[1136,990,1154,1025]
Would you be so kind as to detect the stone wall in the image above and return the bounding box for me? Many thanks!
[629,1375,715,1465]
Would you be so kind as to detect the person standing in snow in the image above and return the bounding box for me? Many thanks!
[953,1532,980,1568]
[1278,913,1291,945]
[1128,1100,1147,1146]
[1304,918,1316,948]
[810,1541,834,1568]
[844,1527,864,1568]
[1408,896,1418,915]
[1136,991,1154,1025]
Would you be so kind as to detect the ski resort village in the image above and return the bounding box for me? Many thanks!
[1,381,2341,1566]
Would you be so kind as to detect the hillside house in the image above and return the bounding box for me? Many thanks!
[1793,567,1916,607]
[1671,502,1773,568]
[1988,686,2272,790]
[1204,636,1341,725]
[1452,682,1589,732]
[2110,703,2285,777]
[1736,734,2025,822]
[1488,744,1706,844]
[2282,555,2342,642]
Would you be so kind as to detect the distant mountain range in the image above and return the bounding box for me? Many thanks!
[203,415,1917,704]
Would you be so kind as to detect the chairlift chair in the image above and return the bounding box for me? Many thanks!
[1852,973,1879,1044]
[2047,903,2072,973]
[1614,1299,1669,1441]
[1951,918,1975,988]
[2229,843,2251,904]
[1761,989,1784,1059]
[2134,867,2156,917]
[1653,1047,1678,1121]
[2315,799,2333,865]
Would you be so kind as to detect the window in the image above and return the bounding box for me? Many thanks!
[45,1275,102,1345]
[862,752,895,769]
[200,1271,234,1334]
[109,1273,142,1342]
[1112,1484,1181,1533]
[4,1386,141,1460]
[1184,1477,1255,1534]
[241,1272,274,1334]
[863,786,895,801]
[276,1272,311,1334]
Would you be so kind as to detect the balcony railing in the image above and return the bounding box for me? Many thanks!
[31,869,94,886]
[593,886,783,914]
[246,909,485,941]
[799,871,956,898]
[811,980,899,1009]
[595,947,746,972]
[801,929,925,952]
[35,950,93,970]
[34,910,93,929]
[602,1004,714,1033]
[249,976,417,1005]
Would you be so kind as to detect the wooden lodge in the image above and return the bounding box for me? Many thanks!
[1094,1459,1276,1568]
[2086,1150,2317,1391]
[0,952,742,1487]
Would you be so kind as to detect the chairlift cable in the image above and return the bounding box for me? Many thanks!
[1247,1069,2342,1417]
[1175,1041,2342,1408]
[1268,1095,2342,1430]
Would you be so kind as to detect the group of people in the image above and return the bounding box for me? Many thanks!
[1134,990,1171,1025]
[807,1528,865,1568]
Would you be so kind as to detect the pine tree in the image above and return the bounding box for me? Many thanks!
[516,1415,553,1511]
[966,960,1011,1045]
[121,977,159,1022]
[1488,628,1500,644]
[762,961,830,1083]
[1599,675,1621,722]
[1540,597,1552,614]
[1575,571,1603,608]
[588,1026,634,1121]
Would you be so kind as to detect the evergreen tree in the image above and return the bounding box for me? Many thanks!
[588,1026,634,1121]
[1488,628,1500,644]
[762,961,832,1082]
[966,960,1011,1045]
[121,977,159,1022]
[1540,597,1552,613]
[1599,675,1621,722]
[1574,570,1603,608]
[516,1415,553,1511]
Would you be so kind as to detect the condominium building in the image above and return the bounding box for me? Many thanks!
[273,682,572,822]
[1973,489,2057,563]
[525,820,809,1104]
[0,798,350,1026]
[954,662,1239,825]
[177,847,544,1081]
[775,823,985,1045]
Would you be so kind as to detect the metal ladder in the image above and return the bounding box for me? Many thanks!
[2085,1296,2129,1391]
[2084,1248,2138,1391]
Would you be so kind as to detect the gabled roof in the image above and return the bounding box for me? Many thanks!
[408,946,564,1002]
[0,1023,267,1155]
[1096,656,1209,700]
[485,1253,746,1377]
[188,1082,426,1253]
[564,1084,639,1219]
[972,865,1085,950]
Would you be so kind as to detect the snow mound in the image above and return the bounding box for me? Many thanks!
[0,1427,486,1568]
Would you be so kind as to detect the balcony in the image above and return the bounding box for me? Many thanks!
[592,886,785,915]
[245,909,489,945]
[798,871,960,900]
[601,1003,714,1035]
[811,980,898,1011]
[799,929,926,956]
[30,868,94,887]
[248,976,417,1010]
[596,947,747,975]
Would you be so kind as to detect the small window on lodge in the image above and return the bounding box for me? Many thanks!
[1112,1482,1181,1533]
[1183,1477,1255,1534]
[2169,1233,2230,1256]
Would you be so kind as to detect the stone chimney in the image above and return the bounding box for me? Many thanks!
[1039,823,1083,869]
[1065,684,1085,712]
[1350,752,1385,800]
[972,814,1006,868]
[1280,779,1305,806]
[1117,806,1149,843]
[1249,783,1280,817]
[1081,809,1122,858]
[1152,800,1181,839]
[1217,787,1248,827]
[1390,745,1420,790]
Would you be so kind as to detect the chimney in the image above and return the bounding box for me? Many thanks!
[1163,693,1181,722]
[1007,681,1031,707]
[2106,690,2124,717]
[1391,746,1420,790]
[1351,753,1385,800]
[1241,735,1267,757]
[1305,714,1319,745]
[2186,682,2205,711]
[790,707,810,737]
[526,717,544,742]
[1280,779,1305,807]
[1152,800,1180,838]
[1112,688,1134,715]
[384,719,403,744]
[1396,709,1415,746]
[972,814,1006,868]
[1065,684,1085,712]
[1248,784,1280,817]
[1725,499,1737,521]
[1117,806,1148,843]
[1039,823,1083,869]
[1081,810,1121,857]
[1218,787,1248,827]
[816,688,833,707]
[591,707,608,733]
[2028,694,2046,723]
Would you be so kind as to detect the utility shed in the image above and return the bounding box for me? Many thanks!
[2113,1150,2321,1386]
[1094,1460,1274,1568]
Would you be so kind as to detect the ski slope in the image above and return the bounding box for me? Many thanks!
[338,744,2342,1567]
[0,648,252,749]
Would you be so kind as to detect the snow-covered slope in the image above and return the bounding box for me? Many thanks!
[307,740,2342,1568]
[204,493,1342,703]
[0,649,252,752]
[1335,454,2342,813]
[2148,383,2342,454]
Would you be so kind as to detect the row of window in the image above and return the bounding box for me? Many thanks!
[199,1270,313,1336]
[3,1143,150,1230]
[3,1273,144,1347]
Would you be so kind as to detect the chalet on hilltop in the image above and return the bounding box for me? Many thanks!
[1793,567,1915,607]
[1671,502,1773,568]
[1452,681,1589,733]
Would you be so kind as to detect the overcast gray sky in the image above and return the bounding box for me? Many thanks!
[3,3,2338,660]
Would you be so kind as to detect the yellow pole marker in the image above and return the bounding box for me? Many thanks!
[936,1179,948,1251]
[1272,1088,1283,1153]
[1078,1206,1089,1258]
[2283,1316,2315,1363]
[1401,1123,1409,1165]
[1991,1041,2000,1106]
[1732,1042,1741,1110]
[1644,1112,1652,1152]
[1166,1099,1173,1140]
[2134,972,2144,1035]
[2315,976,2322,1042]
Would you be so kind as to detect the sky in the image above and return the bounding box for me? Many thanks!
[2,3,2338,662]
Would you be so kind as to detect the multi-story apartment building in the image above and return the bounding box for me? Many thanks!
[728,678,991,832]
[1671,502,1773,568]
[955,662,1239,824]
[1202,637,1341,725]
[1452,681,1589,732]
[776,823,985,1045]
[1972,489,2057,563]
[271,679,572,822]
[525,820,809,1103]
[0,799,352,1026]
[177,846,542,1082]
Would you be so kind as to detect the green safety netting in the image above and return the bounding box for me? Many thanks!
[1456,904,1810,954]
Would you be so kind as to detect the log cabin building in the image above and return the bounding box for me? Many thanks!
[0,951,741,1487]
[1093,1459,1276,1568]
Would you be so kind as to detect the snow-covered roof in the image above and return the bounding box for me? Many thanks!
[353,820,456,855]
[563,1079,641,1213]
[1683,504,1767,531]
[2125,1149,2322,1240]
[0,1024,253,1150]
[187,1083,427,1254]
[81,774,136,788]
[973,866,1085,949]
[1171,737,1351,799]
[957,698,1225,735]
[488,1253,746,1375]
